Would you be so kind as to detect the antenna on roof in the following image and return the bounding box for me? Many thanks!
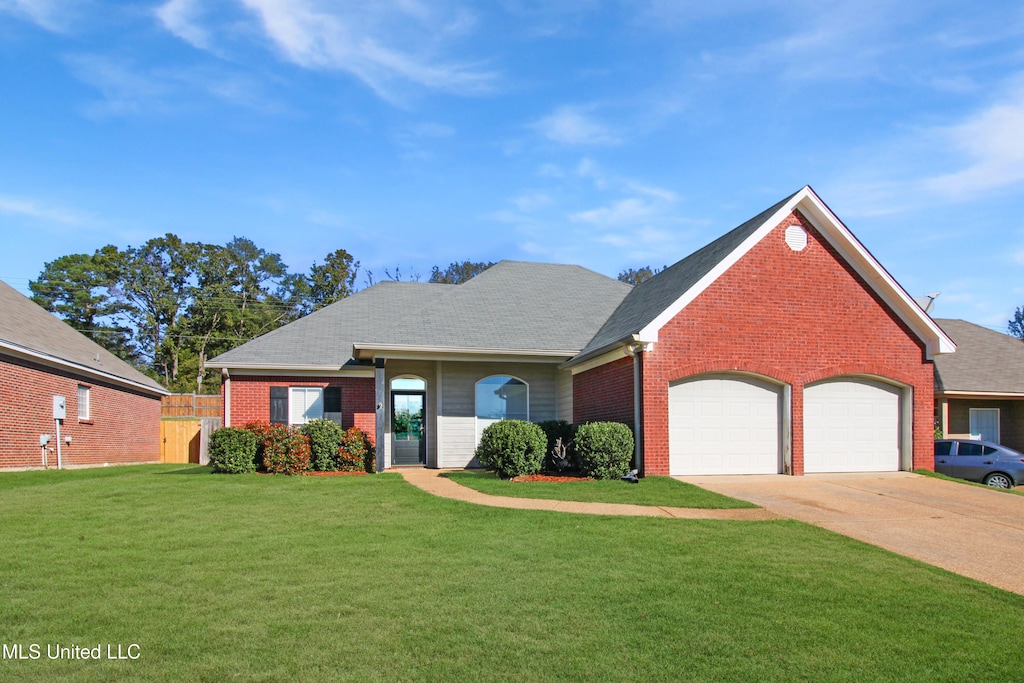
[915,292,940,314]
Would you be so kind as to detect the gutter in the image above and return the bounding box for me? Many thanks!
[0,340,168,397]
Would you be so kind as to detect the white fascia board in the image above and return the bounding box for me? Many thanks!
[0,340,169,396]
[636,190,805,343]
[225,366,374,378]
[565,345,631,375]
[794,187,956,360]
[937,390,1024,399]
[352,343,575,364]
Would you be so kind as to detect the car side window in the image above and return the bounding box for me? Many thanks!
[934,442,952,456]
[958,443,984,456]
[983,446,998,455]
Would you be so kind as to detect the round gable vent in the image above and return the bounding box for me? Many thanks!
[785,225,808,251]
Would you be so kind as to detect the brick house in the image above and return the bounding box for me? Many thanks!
[933,319,1024,452]
[208,187,954,476]
[0,279,168,469]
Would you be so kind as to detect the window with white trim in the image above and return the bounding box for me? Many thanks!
[77,385,91,420]
[289,387,325,425]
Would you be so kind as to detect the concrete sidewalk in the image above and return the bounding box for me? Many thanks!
[398,468,779,520]
[677,471,1024,595]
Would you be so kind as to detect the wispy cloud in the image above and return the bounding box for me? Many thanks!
[532,106,618,145]
[65,53,285,118]
[923,86,1024,197]
[0,194,90,225]
[154,0,498,103]
[0,0,87,33]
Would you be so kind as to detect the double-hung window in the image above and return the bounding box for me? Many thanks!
[77,385,91,421]
[270,386,341,426]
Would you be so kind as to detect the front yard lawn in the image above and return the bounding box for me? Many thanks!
[2,465,1022,681]
[444,470,757,508]
[914,468,1024,496]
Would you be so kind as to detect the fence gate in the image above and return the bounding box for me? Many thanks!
[161,419,202,464]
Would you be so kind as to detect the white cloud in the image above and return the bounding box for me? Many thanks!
[154,0,498,103]
[0,194,89,225]
[533,106,618,145]
[571,198,656,226]
[0,0,82,32]
[923,88,1024,197]
[512,192,553,213]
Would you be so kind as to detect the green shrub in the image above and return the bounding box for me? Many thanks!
[474,420,547,479]
[243,422,274,471]
[301,419,345,471]
[207,427,259,474]
[537,419,576,471]
[574,422,634,480]
[246,423,311,475]
[339,427,376,473]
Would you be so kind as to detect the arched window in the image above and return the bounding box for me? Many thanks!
[391,377,426,391]
[475,376,528,439]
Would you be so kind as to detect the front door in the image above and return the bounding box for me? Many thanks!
[392,391,426,465]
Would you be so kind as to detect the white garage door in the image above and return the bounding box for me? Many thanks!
[669,375,782,475]
[804,378,900,473]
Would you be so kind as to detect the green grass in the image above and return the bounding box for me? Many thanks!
[444,470,757,508]
[2,465,1023,682]
[913,468,1024,496]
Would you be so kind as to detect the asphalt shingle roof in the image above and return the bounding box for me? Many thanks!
[934,318,1024,394]
[208,261,632,367]
[575,191,799,360]
[0,279,166,393]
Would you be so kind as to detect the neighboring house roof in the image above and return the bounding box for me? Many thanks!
[207,261,632,370]
[0,279,168,395]
[570,185,955,365]
[934,319,1024,396]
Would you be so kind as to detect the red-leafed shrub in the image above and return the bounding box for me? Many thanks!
[339,427,375,473]
[244,422,311,475]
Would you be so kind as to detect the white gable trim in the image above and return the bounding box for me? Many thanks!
[0,340,169,396]
[636,186,956,360]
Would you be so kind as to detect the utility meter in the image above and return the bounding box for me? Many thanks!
[53,395,66,420]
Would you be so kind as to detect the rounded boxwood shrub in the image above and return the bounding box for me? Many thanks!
[208,427,259,474]
[474,420,547,479]
[574,422,634,480]
[301,419,345,471]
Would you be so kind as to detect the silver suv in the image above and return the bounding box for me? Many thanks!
[934,439,1024,489]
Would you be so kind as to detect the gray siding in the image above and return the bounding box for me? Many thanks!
[556,368,573,422]
[383,361,437,469]
[438,361,560,468]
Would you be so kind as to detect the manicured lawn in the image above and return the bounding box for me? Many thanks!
[444,470,757,508]
[914,468,1024,496]
[2,465,1023,681]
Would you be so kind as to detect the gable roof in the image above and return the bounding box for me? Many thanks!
[208,261,632,369]
[934,319,1024,395]
[569,185,956,365]
[0,279,167,395]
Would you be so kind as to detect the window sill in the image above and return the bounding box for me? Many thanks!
[78,419,94,425]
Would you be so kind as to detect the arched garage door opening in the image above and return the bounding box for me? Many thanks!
[803,377,902,473]
[669,374,785,476]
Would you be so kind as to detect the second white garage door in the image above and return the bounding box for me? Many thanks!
[804,378,901,473]
[669,375,782,475]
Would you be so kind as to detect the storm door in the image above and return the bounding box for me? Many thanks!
[391,379,426,466]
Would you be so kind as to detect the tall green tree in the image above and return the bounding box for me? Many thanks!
[428,260,495,284]
[617,265,665,286]
[1009,308,1024,339]
[306,248,359,312]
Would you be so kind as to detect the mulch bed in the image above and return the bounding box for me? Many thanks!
[510,473,593,483]
[304,471,370,476]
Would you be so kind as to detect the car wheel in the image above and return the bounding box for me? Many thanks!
[982,472,1013,489]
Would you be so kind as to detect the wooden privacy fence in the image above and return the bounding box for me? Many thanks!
[161,394,221,418]
[160,417,221,465]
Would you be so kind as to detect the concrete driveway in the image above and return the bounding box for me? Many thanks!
[676,471,1024,595]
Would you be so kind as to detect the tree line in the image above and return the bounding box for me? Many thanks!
[30,233,494,394]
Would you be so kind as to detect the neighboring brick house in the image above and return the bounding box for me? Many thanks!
[0,280,168,469]
[933,319,1024,452]
[208,186,955,476]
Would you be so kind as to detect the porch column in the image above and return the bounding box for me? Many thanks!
[375,359,386,472]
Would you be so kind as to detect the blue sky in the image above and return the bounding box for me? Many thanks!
[1,1,1023,330]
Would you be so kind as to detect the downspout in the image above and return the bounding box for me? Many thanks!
[626,341,647,476]
[222,368,231,428]
[375,359,386,473]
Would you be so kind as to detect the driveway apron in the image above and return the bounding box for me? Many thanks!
[676,472,1024,595]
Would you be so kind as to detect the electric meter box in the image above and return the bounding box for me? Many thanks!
[53,396,66,420]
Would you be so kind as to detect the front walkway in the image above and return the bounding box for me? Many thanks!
[398,468,779,520]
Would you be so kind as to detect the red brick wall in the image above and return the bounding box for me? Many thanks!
[638,209,934,476]
[227,375,376,441]
[573,356,635,429]
[0,355,161,469]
